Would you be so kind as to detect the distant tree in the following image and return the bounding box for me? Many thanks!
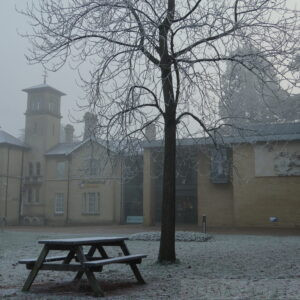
[22,0,299,263]
[219,45,299,129]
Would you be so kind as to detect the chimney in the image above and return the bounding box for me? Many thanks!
[64,124,74,143]
[145,123,156,141]
[83,112,97,140]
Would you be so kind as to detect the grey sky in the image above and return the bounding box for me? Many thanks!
[0,0,298,138]
[0,0,86,138]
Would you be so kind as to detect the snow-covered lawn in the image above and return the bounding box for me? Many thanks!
[0,229,299,299]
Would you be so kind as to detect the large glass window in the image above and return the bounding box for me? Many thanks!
[54,193,64,214]
[82,192,100,215]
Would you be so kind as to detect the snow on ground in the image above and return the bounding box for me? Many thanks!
[129,231,212,242]
[0,229,299,299]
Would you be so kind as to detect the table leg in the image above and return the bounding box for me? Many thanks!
[75,246,104,297]
[22,245,49,292]
[96,245,109,258]
[74,245,96,281]
[120,242,146,284]
[63,249,76,264]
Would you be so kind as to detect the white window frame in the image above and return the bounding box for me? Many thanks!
[54,193,64,215]
[82,192,100,215]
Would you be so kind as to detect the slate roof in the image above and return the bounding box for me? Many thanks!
[0,130,29,149]
[143,122,300,148]
[22,84,66,96]
[45,142,82,156]
[45,138,112,156]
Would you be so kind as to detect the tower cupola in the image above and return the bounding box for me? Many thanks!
[23,83,66,151]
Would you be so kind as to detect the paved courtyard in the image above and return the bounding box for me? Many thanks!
[0,225,299,299]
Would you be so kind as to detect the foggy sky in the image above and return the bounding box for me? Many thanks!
[0,0,298,138]
[0,0,86,138]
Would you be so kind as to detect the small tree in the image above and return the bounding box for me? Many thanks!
[22,0,299,263]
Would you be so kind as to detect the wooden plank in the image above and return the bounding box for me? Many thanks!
[128,263,146,284]
[76,246,104,297]
[96,245,109,259]
[83,254,147,266]
[25,263,102,272]
[38,237,128,246]
[22,245,49,292]
[120,242,146,284]
[63,250,76,264]
[19,255,67,264]
[74,245,97,281]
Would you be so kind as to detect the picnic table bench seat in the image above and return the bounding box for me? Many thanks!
[19,254,146,269]
[19,254,106,267]
[19,255,68,265]
[83,254,147,267]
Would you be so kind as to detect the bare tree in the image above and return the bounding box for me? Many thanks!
[21,0,299,263]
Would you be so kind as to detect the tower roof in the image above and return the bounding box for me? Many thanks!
[22,83,66,96]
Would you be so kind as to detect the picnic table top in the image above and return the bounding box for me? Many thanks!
[38,236,128,245]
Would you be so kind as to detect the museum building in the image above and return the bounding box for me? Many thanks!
[0,82,299,228]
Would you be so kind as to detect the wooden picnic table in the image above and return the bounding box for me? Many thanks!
[19,236,147,297]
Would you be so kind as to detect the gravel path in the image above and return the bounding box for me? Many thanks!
[0,230,299,299]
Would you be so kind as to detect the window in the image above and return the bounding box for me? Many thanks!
[56,162,65,178]
[35,188,40,203]
[27,188,39,203]
[33,122,38,134]
[55,193,64,214]
[211,148,230,184]
[36,162,41,176]
[29,162,33,176]
[82,192,100,215]
[85,158,100,176]
[27,188,33,203]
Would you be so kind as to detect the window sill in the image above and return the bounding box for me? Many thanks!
[54,212,64,216]
[24,202,43,206]
[81,213,100,216]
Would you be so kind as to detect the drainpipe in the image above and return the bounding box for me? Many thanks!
[66,156,71,225]
[18,149,25,224]
[120,157,124,224]
[4,146,10,223]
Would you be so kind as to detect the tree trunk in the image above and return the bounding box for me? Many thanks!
[158,115,177,263]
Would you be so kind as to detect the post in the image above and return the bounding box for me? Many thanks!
[202,215,207,234]
[4,147,10,222]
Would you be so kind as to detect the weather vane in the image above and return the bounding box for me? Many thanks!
[43,69,48,84]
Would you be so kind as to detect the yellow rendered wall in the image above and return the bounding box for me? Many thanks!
[197,151,234,227]
[0,146,23,225]
[233,143,300,228]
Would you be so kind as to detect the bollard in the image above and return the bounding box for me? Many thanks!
[202,215,207,234]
